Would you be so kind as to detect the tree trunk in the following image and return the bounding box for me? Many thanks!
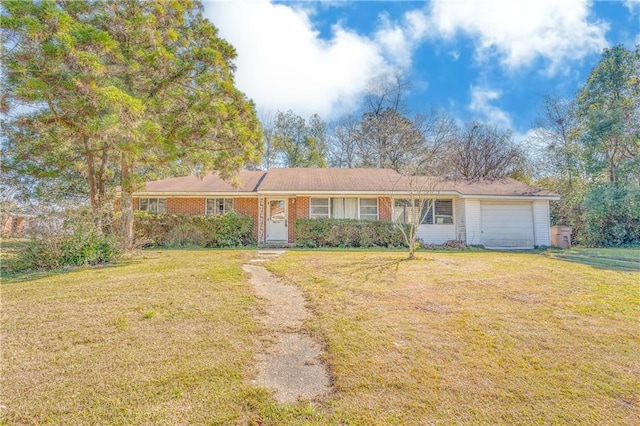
[120,151,134,250]
[407,224,416,260]
[83,136,104,233]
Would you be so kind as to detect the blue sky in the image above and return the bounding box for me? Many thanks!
[204,1,640,136]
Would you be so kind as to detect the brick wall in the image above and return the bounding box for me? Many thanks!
[378,196,392,220]
[292,196,310,243]
[234,198,259,241]
[167,198,205,214]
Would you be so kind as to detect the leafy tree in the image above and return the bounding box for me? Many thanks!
[271,110,327,168]
[530,95,584,185]
[582,183,640,246]
[577,44,640,184]
[2,0,263,248]
[1,0,122,230]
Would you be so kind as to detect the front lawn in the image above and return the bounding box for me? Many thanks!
[547,246,640,270]
[269,250,639,424]
[2,248,638,424]
[1,250,317,424]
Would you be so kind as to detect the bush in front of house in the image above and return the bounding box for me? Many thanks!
[133,211,255,248]
[294,218,408,248]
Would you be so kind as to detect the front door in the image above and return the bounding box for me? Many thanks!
[266,199,288,242]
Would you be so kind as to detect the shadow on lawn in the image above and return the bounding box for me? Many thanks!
[0,259,140,284]
[547,251,640,272]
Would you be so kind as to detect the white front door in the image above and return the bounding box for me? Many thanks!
[266,199,288,242]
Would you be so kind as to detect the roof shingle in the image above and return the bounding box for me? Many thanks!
[135,168,559,198]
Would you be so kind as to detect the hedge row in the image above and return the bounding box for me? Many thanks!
[134,211,255,248]
[294,218,408,248]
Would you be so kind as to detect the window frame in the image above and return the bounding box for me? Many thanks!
[393,198,454,225]
[138,198,167,214]
[206,198,234,216]
[433,199,453,224]
[358,198,378,220]
[309,197,330,219]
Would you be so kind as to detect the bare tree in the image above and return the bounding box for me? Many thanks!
[413,109,459,175]
[259,110,278,170]
[389,163,441,260]
[328,114,359,168]
[448,121,523,179]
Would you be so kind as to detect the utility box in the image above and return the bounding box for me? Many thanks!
[551,226,572,249]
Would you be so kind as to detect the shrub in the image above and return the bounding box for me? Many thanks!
[16,225,120,272]
[133,211,255,248]
[294,218,407,248]
[582,183,640,246]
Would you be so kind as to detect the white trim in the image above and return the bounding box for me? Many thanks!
[258,190,397,196]
[132,190,559,201]
[458,194,560,201]
[133,192,257,197]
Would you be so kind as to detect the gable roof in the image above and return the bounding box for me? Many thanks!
[134,168,559,199]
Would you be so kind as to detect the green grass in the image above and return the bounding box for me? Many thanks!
[1,250,321,425]
[268,250,639,425]
[546,246,640,270]
[2,247,639,424]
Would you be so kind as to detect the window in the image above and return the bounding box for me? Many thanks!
[359,198,378,220]
[310,198,330,219]
[393,199,453,225]
[434,200,453,224]
[138,198,167,214]
[206,198,233,215]
[331,198,358,219]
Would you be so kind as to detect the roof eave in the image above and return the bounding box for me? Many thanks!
[132,191,257,197]
[458,194,561,200]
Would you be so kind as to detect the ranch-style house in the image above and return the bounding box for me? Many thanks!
[132,168,559,249]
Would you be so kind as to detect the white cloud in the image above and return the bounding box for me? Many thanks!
[205,0,402,120]
[624,0,640,13]
[427,0,608,74]
[468,86,512,129]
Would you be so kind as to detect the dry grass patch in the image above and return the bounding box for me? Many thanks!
[1,250,323,425]
[268,251,640,425]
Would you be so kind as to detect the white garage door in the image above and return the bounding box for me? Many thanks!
[481,202,534,249]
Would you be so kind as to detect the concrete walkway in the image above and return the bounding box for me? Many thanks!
[243,250,331,404]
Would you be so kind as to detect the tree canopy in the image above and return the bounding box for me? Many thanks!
[1,0,263,247]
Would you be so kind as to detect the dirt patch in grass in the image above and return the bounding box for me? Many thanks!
[243,251,331,404]
[268,251,640,425]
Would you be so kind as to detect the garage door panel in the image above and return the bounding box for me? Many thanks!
[481,202,534,249]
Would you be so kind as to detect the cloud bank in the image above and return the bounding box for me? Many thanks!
[205,0,610,120]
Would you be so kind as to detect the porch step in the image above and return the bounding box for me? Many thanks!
[259,243,294,249]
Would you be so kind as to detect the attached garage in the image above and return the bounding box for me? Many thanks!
[480,202,535,249]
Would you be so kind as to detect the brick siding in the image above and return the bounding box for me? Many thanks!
[234,198,259,241]
[378,196,392,220]
[292,196,310,243]
[167,198,205,215]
